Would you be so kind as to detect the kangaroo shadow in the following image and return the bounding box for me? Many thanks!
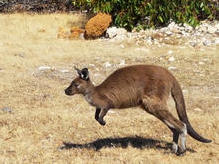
[59,136,195,153]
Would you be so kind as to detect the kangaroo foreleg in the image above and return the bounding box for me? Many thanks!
[97,108,109,126]
[95,108,101,121]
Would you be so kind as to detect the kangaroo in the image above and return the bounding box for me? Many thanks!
[65,65,211,155]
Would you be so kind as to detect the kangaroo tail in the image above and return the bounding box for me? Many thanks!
[171,79,211,143]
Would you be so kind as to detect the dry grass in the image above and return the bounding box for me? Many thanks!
[0,13,218,163]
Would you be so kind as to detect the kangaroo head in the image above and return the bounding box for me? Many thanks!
[65,67,93,96]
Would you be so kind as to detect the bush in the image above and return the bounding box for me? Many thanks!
[72,0,217,31]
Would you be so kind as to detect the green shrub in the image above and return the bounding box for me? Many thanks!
[72,0,217,31]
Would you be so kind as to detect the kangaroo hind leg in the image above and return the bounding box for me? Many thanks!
[141,97,187,155]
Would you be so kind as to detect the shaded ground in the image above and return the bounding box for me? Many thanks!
[0,0,74,13]
[0,14,218,163]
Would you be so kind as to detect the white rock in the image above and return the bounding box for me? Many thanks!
[202,58,209,61]
[135,47,149,53]
[207,25,217,34]
[168,56,175,62]
[198,61,205,65]
[108,110,116,114]
[103,61,112,68]
[119,60,126,66]
[202,39,211,46]
[168,50,173,54]
[165,31,173,36]
[79,33,84,39]
[94,73,101,77]
[182,89,188,94]
[60,69,69,73]
[215,38,219,45]
[1,107,12,113]
[168,66,177,70]
[106,27,118,38]
[38,66,51,71]
[194,108,202,112]
[120,44,125,48]
[168,22,177,30]
[183,23,193,31]
[106,27,127,39]
[189,41,197,47]
[89,64,95,67]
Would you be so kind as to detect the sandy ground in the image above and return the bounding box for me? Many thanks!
[0,14,219,163]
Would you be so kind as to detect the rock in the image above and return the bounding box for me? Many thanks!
[119,60,125,66]
[189,41,198,47]
[94,73,101,77]
[165,31,173,36]
[102,20,218,46]
[198,61,205,65]
[168,22,177,30]
[120,44,125,48]
[194,108,202,112]
[1,107,12,113]
[106,27,127,39]
[202,39,211,46]
[108,110,116,114]
[103,61,111,68]
[106,27,118,38]
[168,66,177,70]
[60,69,69,73]
[57,27,69,39]
[69,27,85,39]
[183,23,193,32]
[168,50,173,54]
[135,47,149,53]
[182,89,188,94]
[168,56,175,62]
[89,64,95,67]
[215,38,219,45]
[38,66,51,71]
[85,13,112,39]
[207,25,217,34]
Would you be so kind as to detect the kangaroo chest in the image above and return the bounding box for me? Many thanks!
[85,94,95,106]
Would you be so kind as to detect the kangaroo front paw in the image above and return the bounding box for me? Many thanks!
[98,119,106,126]
[95,115,99,121]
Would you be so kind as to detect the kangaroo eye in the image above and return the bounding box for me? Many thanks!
[74,83,79,87]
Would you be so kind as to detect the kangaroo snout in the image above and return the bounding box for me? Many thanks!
[65,87,74,96]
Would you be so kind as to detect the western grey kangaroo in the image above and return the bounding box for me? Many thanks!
[65,65,211,155]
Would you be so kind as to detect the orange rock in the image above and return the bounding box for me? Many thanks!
[69,27,85,39]
[85,13,112,39]
[70,27,85,34]
[57,27,69,39]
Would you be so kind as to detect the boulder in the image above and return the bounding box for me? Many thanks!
[85,13,112,39]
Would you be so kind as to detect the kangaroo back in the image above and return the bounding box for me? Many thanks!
[171,79,211,143]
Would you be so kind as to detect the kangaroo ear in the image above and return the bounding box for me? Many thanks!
[80,68,89,80]
[74,66,82,76]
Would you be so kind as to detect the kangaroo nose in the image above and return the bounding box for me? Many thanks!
[65,88,70,95]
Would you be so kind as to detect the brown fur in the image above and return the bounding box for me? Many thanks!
[65,65,211,155]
